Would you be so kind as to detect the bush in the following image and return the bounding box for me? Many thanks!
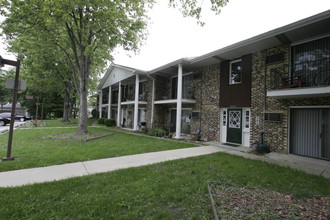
[98,118,106,125]
[105,119,116,127]
[147,128,167,137]
[91,109,99,119]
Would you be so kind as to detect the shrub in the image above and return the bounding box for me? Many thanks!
[91,109,99,119]
[105,119,116,127]
[98,118,106,125]
[147,128,167,137]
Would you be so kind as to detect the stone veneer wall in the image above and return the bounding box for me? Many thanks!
[191,63,221,141]
[251,45,330,153]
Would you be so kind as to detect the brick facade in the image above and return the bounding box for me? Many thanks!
[251,45,330,153]
[191,63,221,141]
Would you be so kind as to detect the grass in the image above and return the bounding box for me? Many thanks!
[26,118,95,128]
[0,153,329,219]
[0,127,196,172]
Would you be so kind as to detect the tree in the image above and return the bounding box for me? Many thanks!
[17,39,78,122]
[0,0,228,135]
[0,69,14,111]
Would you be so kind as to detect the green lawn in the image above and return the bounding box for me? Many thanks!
[26,118,95,127]
[0,153,329,219]
[0,127,195,172]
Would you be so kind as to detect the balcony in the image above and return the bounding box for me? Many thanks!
[154,89,196,105]
[267,59,330,98]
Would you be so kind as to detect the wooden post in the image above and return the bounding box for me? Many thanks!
[0,56,20,161]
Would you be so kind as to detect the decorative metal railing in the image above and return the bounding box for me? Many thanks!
[269,58,330,90]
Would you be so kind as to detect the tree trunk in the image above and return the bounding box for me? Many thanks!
[76,75,88,136]
[68,97,73,119]
[62,91,70,122]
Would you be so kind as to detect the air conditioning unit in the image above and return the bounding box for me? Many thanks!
[264,112,282,122]
[192,111,200,119]
[265,53,283,65]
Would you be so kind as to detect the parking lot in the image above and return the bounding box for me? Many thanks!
[0,121,26,134]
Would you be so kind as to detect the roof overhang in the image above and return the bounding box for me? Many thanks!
[101,10,330,84]
[148,58,196,76]
[190,9,330,67]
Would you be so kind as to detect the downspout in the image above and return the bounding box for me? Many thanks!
[147,74,155,128]
[263,50,268,137]
[199,69,203,138]
[99,90,102,118]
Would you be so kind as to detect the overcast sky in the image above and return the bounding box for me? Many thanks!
[1,0,330,71]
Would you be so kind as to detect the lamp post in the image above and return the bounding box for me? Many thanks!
[0,55,21,161]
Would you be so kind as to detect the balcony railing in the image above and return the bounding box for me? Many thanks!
[121,93,147,102]
[269,59,330,90]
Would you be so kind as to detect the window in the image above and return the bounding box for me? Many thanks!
[291,37,330,86]
[171,73,193,99]
[139,81,147,101]
[171,77,178,99]
[111,90,118,104]
[229,60,242,85]
[222,110,227,126]
[228,111,241,128]
[182,74,193,99]
[245,110,250,128]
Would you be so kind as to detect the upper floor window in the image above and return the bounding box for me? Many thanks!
[229,59,242,85]
[182,74,193,99]
[171,73,193,99]
[139,81,147,101]
[291,37,330,85]
[111,90,118,104]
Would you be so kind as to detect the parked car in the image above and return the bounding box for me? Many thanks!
[0,115,10,126]
[0,112,29,122]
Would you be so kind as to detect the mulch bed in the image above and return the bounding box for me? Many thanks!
[208,182,330,219]
[43,132,114,142]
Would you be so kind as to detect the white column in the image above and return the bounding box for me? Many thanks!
[133,74,140,130]
[175,64,183,139]
[117,82,122,126]
[99,90,103,118]
[107,86,112,119]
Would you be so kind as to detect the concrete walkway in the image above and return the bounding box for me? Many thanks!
[0,144,329,188]
[207,142,330,179]
[0,146,222,187]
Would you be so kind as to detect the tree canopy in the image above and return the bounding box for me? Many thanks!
[0,0,228,135]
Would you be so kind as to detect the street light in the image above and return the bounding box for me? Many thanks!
[0,55,21,161]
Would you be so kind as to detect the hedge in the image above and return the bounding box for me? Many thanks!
[105,119,116,127]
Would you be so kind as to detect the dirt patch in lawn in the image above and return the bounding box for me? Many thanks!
[208,182,330,219]
[43,132,114,142]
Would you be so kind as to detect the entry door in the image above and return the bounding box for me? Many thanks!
[121,109,127,125]
[290,108,330,160]
[138,109,145,124]
[227,109,242,144]
[111,109,117,120]
[170,109,191,135]
[181,109,191,135]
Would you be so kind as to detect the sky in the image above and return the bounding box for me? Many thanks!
[1,0,330,72]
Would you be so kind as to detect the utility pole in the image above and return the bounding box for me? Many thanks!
[0,55,21,161]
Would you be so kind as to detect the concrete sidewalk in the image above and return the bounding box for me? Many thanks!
[207,142,330,179]
[0,146,222,187]
[0,144,329,188]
